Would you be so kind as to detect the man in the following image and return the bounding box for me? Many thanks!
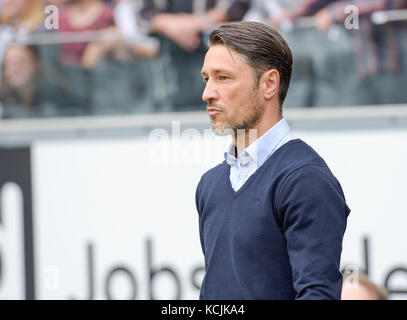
[195,21,350,299]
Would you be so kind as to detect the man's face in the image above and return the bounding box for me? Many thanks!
[201,44,264,135]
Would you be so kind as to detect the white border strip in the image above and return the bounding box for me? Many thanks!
[0,104,406,134]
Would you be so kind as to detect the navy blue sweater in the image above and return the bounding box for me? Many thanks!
[195,139,350,300]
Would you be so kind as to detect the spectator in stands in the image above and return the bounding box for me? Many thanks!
[274,0,407,105]
[341,272,389,300]
[113,0,159,59]
[0,43,87,118]
[0,0,44,74]
[141,0,251,52]
[139,0,251,111]
[0,44,44,118]
[244,0,296,30]
[41,0,70,7]
[58,0,157,66]
[52,0,117,116]
[0,0,44,33]
[243,1,319,108]
[58,0,118,68]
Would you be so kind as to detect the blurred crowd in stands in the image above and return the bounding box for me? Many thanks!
[0,0,407,119]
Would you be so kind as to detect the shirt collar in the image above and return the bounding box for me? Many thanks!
[224,117,291,167]
[224,143,239,166]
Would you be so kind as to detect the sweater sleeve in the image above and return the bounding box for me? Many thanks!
[276,164,350,300]
[195,177,206,258]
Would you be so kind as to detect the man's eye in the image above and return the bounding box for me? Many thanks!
[219,76,228,80]
[203,78,208,83]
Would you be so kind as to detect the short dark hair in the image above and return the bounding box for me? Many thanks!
[208,21,293,112]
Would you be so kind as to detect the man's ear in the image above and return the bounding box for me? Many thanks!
[261,69,280,100]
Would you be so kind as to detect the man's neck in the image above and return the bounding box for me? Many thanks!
[233,115,282,157]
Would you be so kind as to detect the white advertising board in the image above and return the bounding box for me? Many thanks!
[1,127,406,299]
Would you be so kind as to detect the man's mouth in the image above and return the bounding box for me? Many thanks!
[207,108,222,116]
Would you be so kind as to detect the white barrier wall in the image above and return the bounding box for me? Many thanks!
[0,110,406,299]
[299,129,407,300]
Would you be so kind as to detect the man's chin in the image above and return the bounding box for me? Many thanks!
[211,123,234,136]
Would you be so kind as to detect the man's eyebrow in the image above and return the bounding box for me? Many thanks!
[201,69,231,76]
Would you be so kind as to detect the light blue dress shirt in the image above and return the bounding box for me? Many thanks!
[224,117,296,191]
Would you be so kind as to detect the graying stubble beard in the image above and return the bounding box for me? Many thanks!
[213,98,264,137]
[232,101,264,132]
[211,82,264,136]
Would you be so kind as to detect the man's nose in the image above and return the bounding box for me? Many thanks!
[202,80,220,103]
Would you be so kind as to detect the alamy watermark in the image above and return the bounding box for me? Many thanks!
[44,265,59,291]
[148,121,258,166]
[344,5,359,30]
[44,5,59,30]
[343,264,360,289]
[42,4,360,33]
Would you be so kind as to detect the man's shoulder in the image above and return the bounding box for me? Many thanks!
[264,138,342,195]
[272,138,329,172]
[196,161,227,192]
[273,139,344,196]
[200,161,227,181]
